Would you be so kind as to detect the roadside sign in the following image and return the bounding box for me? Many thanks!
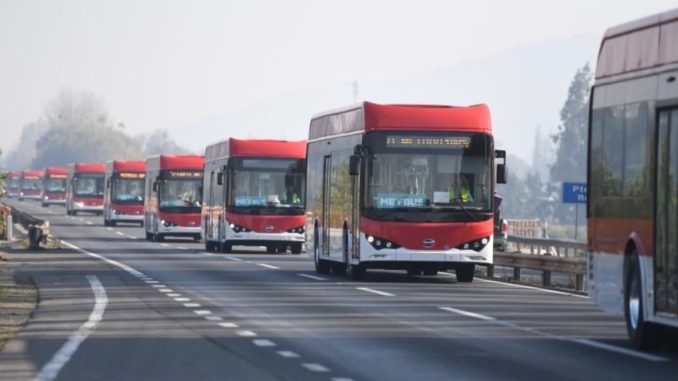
[562,182,587,204]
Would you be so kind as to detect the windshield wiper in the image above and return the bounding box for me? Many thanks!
[450,200,479,222]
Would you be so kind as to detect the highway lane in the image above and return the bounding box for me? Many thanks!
[2,198,677,381]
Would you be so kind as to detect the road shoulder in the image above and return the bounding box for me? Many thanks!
[0,242,38,351]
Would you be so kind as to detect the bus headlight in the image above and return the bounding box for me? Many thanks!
[227,221,250,233]
[161,220,176,227]
[287,226,305,234]
[457,237,490,252]
[366,235,401,250]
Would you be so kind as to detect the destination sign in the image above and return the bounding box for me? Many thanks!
[168,171,202,178]
[49,174,67,179]
[118,172,145,179]
[386,135,471,149]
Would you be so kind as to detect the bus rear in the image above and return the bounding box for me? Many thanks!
[307,102,506,281]
[145,155,204,241]
[66,163,105,215]
[41,167,68,206]
[203,139,307,254]
[19,170,44,200]
[104,160,145,226]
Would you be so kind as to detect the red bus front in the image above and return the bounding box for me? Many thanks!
[42,167,68,206]
[5,172,20,197]
[104,161,146,225]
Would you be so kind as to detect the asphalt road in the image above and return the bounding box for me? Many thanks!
[1,198,677,381]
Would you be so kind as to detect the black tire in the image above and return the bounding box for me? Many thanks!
[624,252,661,349]
[291,242,302,254]
[154,233,164,242]
[104,219,109,227]
[221,242,232,253]
[423,267,438,276]
[109,220,117,227]
[407,268,422,276]
[456,264,475,282]
[42,203,48,208]
[314,226,331,274]
[145,232,153,241]
[205,241,213,251]
[266,246,276,254]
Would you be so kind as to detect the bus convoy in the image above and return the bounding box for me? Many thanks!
[41,166,68,207]
[144,155,204,242]
[65,163,106,216]
[103,160,146,226]
[202,139,307,254]
[587,9,678,349]
[19,169,44,201]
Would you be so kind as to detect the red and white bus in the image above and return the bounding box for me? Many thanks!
[5,171,21,198]
[104,160,145,226]
[19,169,45,201]
[306,102,506,280]
[66,163,105,215]
[145,155,204,241]
[202,139,307,254]
[41,166,68,206]
[587,9,678,349]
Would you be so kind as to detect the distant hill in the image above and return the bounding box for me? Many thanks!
[177,34,598,165]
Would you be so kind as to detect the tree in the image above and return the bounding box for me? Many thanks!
[139,129,190,156]
[4,119,49,170]
[548,64,592,223]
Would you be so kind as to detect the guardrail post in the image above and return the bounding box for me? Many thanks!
[542,270,551,287]
[575,274,585,291]
[513,267,521,282]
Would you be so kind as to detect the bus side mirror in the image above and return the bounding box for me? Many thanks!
[349,155,360,176]
[217,172,223,185]
[497,164,507,184]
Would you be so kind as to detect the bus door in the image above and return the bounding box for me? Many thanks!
[322,155,331,256]
[350,157,360,261]
[655,108,678,317]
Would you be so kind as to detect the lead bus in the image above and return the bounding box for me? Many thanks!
[41,166,68,206]
[5,171,20,198]
[588,9,678,349]
[145,155,204,241]
[19,169,44,201]
[306,102,506,280]
[66,163,105,215]
[202,138,307,254]
[103,160,146,226]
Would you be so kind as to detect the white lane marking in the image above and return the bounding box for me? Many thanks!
[35,275,108,381]
[115,231,125,236]
[194,310,212,316]
[167,293,181,297]
[86,221,93,225]
[128,235,137,239]
[205,316,223,321]
[151,284,166,288]
[177,247,187,250]
[253,339,276,347]
[158,289,173,293]
[302,363,330,372]
[106,227,114,231]
[277,350,300,358]
[438,306,668,362]
[174,297,190,302]
[298,273,328,281]
[477,278,589,299]
[332,378,356,381]
[160,243,170,247]
[235,330,257,337]
[184,303,201,308]
[145,280,160,284]
[202,252,215,256]
[218,322,239,328]
[224,256,242,261]
[356,287,396,297]
[61,241,145,278]
[257,263,280,270]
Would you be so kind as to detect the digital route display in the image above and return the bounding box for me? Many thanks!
[167,171,202,179]
[117,172,146,179]
[386,135,471,149]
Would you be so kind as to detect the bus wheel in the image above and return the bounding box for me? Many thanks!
[291,243,302,255]
[625,252,661,349]
[145,232,152,241]
[456,264,475,282]
[221,242,232,253]
[205,241,213,251]
[103,219,109,226]
[155,233,164,242]
[109,221,117,227]
[314,226,330,274]
[407,268,422,276]
[266,246,276,254]
[423,267,438,276]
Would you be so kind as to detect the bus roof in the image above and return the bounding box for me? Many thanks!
[146,155,204,171]
[204,138,307,162]
[309,102,492,140]
[45,167,68,176]
[9,171,20,179]
[69,163,106,174]
[107,160,145,173]
[21,169,44,178]
[596,7,678,80]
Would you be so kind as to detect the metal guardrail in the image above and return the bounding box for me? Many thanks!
[488,236,587,291]
[10,205,50,249]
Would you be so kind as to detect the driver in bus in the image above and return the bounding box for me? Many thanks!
[449,174,474,203]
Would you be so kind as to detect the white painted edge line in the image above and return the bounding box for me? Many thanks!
[205,316,223,321]
[257,263,280,270]
[61,240,145,278]
[160,243,170,247]
[158,289,173,293]
[174,297,190,302]
[235,330,257,337]
[218,322,239,328]
[86,221,93,225]
[145,280,160,284]
[332,378,356,381]
[302,363,330,372]
[35,275,108,381]
[184,303,201,308]
[477,278,589,299]
[151,284,166,288]
[128,235,137,239]
[253,339,276,347]
[224,256,243,261]
[297,273,328,281]
[277,350,300,358]
[115,231,125,236]
[177,247,187,250]
[438,306,668,362]
[167,293,181,297]
[356,287,396,297]
[194,310,212,316]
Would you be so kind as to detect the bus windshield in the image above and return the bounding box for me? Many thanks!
[228,158,306,215]
[364,132,492,222]
[21,179,41,191]
[112,178,144,204]
[159,179,202,212]
[73,175,104,197]
[44,178,66,192]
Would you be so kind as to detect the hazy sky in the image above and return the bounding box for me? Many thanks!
[1,0,676,159]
